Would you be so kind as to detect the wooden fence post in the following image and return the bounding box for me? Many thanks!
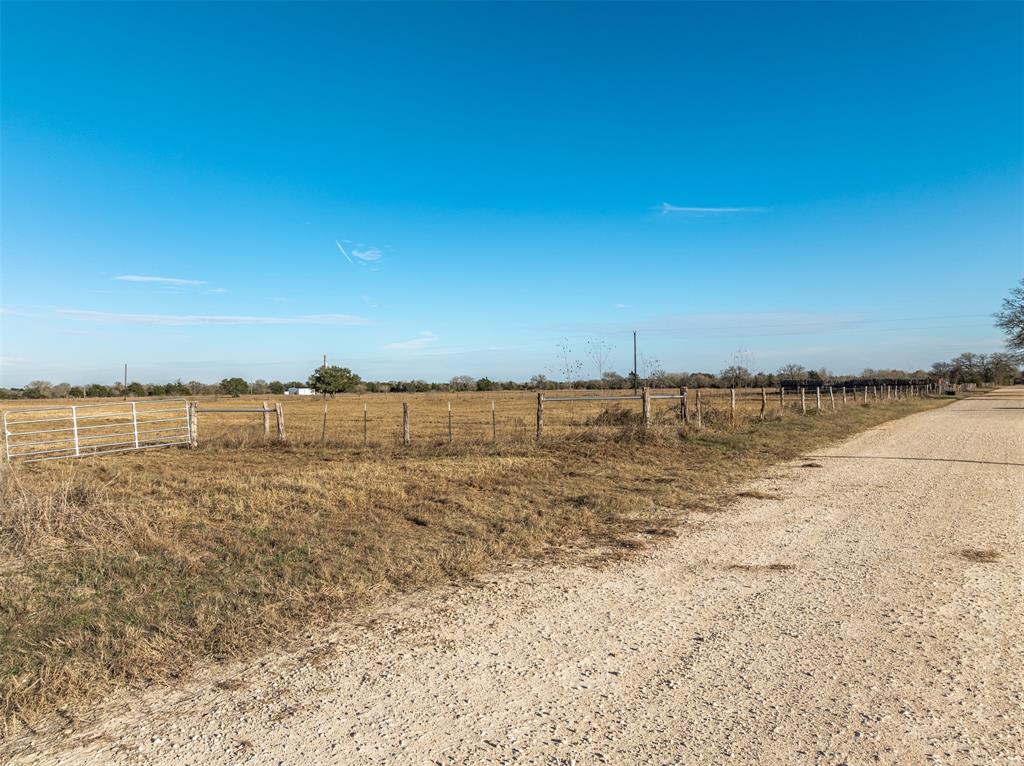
[492,400,497,443]
[641,386,651,430]
[829,386,836,410]
[447,401,453,444]
[760,387,767,420]
[262,401,270,436]
[536,392,544,440]
[696,388,703,427]
[815,386,822,412]
[779,386,785,413]
[842,385,847,404]
[402,402,410,446]
[730,388,736,425]
[275,403,286,441]
[863,385,868,404]
[680,386,688,423]
[801,387,807,415]
[363,403,368,446]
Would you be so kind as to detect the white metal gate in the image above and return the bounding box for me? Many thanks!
[2,399,192,463]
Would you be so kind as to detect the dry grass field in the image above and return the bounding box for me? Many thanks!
[199,387,853,444]
[0,389,947,737]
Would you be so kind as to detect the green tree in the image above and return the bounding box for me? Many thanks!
[220,377,249,397]
[475,377,494,391]
[268,381,285,394]
[68,386,85,398]
[307,366,361,395]
[126,381,147,397]
[995,278,1024,351]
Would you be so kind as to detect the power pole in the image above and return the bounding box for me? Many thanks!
[633,331,638,394]
[320,353,328,443]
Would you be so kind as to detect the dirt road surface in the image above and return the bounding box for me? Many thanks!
[15,390,1024,765]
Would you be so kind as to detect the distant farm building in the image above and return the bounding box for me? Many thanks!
[286,387,315,396]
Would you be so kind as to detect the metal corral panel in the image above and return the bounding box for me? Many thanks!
[2,399,191,463]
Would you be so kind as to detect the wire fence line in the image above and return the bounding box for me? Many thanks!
[197,382,942,448]
[2,382,948,461]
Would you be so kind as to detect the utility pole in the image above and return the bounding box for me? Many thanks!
[320,353,328,443]
[633,331,638,394]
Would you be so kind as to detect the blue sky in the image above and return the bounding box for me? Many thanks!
[2,2,1022,385]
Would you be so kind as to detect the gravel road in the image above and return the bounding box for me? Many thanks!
[16,390,1024,765]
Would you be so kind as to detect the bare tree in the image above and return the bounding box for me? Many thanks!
[995,278,1024,350]
[586,339,614,388]
[555,339,584,389]
[638,353,661,387]
[777,363,808,380]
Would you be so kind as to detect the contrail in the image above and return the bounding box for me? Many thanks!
[336,240,353,264]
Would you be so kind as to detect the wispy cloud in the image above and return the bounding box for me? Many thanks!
[383,331,439,350]
[336,240,385,265]
[114,275,207,286]
[659,203,764,216]
[56,309,369,326]
[206,287,228,294]
[614,303,626,310]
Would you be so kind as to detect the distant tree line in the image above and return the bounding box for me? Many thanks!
[5,353,1018,401]
[929,351,1022,386]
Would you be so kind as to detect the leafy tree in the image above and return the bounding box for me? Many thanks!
[126,381,147,397]
[475,377,494,391]
[307,366,361,395]
[251,379,270,394]
[220,377,249,397]
[68,386,84,398]
[86,383,112,397]
[995,278,1024,350]
[268,381,285,394]
[166,380,190,395]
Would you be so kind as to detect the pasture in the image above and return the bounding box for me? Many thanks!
[0,385,890,456]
